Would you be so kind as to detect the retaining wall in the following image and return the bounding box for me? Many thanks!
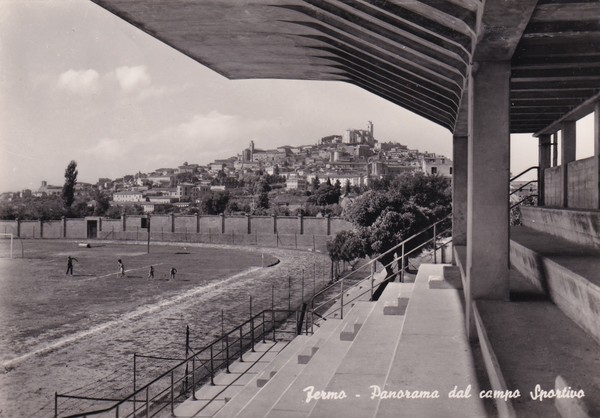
[521,206,600,248]
[567,157,596,209]
[2,214,352,253]
[544,166,562,207]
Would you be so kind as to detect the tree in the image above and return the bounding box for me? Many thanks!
[307,182,342,206]
[256,192,269,210]
[62,160,78,209]
[200,192,230,215]
[344,179,351,195]
[341,172,451,290]
[327,230,365,268]
[311,175,320,192]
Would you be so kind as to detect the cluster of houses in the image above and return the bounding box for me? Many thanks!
[7,122,453,212]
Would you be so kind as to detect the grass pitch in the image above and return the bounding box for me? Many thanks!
[0,239,277,363]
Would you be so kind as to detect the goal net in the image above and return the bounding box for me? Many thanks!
[0,233,14,258]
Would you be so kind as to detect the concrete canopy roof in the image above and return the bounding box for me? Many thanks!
[92,0,600,136]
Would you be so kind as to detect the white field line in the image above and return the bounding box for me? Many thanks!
[2,266,262,369]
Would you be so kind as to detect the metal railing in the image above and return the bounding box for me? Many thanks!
[510,166,539,211]
[54,308,301,418]
[307,214,453,334]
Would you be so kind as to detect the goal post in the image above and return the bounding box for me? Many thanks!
[0,233,14,258]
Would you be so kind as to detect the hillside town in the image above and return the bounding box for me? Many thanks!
[1,122,453,218]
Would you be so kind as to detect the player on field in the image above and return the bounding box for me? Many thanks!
[66,256,78,276]
[117,259,125,278]
[148,265,154,279]
[169,267,177,280]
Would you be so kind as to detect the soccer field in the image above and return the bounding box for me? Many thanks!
[0,239,331,418]
[0,239,277,364]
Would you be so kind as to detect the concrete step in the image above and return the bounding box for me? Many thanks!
[382,291,409,316]
[323,267,387,319]
[174,340,282,417]
[511,226,600,343]
[213,336,311,418]
[266,301,376,418]
[475,298,600,418]
[308,282,413,418]
[235,316,345,417]
[375,264,491,418]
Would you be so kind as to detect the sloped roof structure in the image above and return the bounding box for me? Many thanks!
[92,0,600,136]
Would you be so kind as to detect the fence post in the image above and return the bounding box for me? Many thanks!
[145,386,149,417]
[184,326,190,393]
[340,279,344,319]
[262,310,266,343]
[370,261,375,300]
[301,270,305,303]
[54,392,58,418]
[272,302,276,342]
[133,353,137,410]
[401,243,405,283]
[192,357,197,400]
[170,371,174,414]
[239,327,244,362]
[433,223,437,264]
[271,285,275,339]
[210,345,215,385]
[250,296,255,352]
[226,334,230,373]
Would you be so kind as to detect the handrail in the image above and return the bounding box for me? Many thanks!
[55,308,300,418]
[510,180,537,197]
[510,194,538,210]
[510,166,539,182]
[308,214,452,333]
[311,213,452,303]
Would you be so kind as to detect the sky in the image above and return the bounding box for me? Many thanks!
[0,0,595,193]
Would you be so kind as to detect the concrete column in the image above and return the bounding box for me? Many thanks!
[170,214,175,233]
[220,213,225,234]
[272,214,277,234]
[594,102,600,209]
[298,214,304,235]
[552,132,559,167]
[98,217,103,232]
[326,214,331,235]
[39,219,43,239]
[561,121,577,207]
[61,216,66,238]
[452,135,468,247]
[16,218,21,238]
[121,215,127,232]
[538,134,552,206]
[466,61,511,339]
[246,214,251,234]
[196,214,200,234]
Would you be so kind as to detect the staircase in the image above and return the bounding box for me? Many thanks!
[175,264,492,418]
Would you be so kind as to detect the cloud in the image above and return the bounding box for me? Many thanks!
[57,69,100,94]
[114,65,151,92]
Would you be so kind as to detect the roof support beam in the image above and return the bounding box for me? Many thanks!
[535,92,600,136]
[472,0,539,61]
